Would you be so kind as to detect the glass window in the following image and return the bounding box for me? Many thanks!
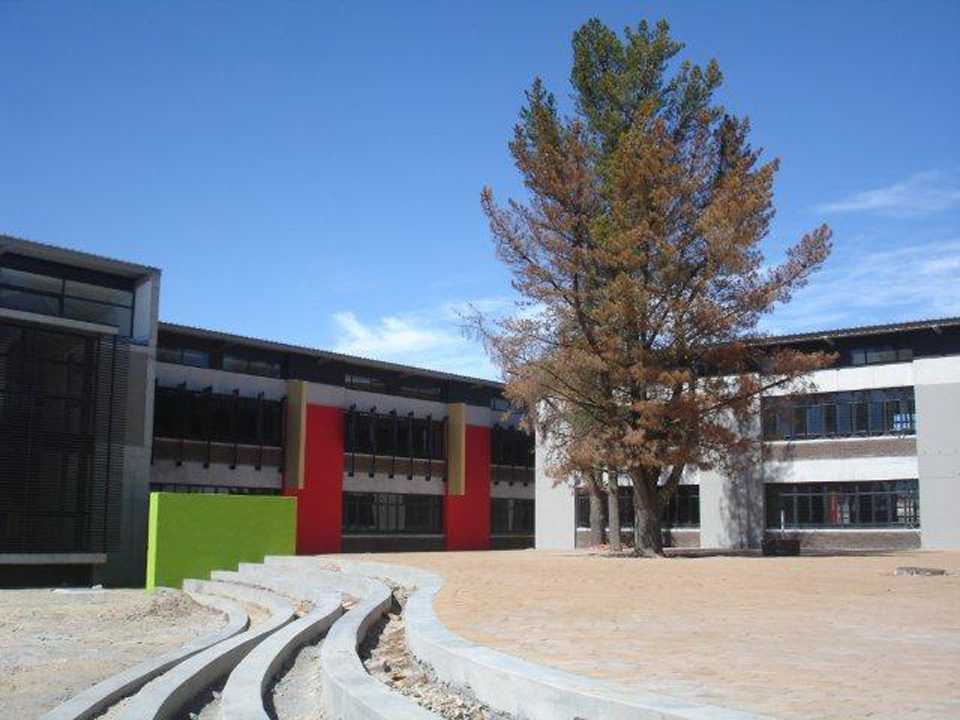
[157,346,210,368]
[765,480,919,529]
[576,484,700,530]
[345,374,388,393]
[342,492,443,534]
[824,404,838,435]
[837,403,852,435]
[62,297,132,332]
[399,384,443,401]
[0,262,135,335]
[0,287,61,316]
[0,267,63,294]
[64,280,133,307]
[181,348,210,368]
[850,347,911,366]
[222,355,281,378]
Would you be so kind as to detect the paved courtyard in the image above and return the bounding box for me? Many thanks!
[355,549,960,720]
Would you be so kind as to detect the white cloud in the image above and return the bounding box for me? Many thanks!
[764,235,960,335]
[816,171,960,217]
[330,298,511,380]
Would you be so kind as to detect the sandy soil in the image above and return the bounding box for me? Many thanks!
[350,549,960,720]
[0,587,223,718]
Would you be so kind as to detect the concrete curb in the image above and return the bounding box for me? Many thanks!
[38,590,249,720]
[324,559,775,720]
[220,599,342,720]
[117,580,295,720]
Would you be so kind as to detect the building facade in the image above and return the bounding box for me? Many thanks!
[0,237,532,586]
[2,236,957,585]
[536,317,960,552]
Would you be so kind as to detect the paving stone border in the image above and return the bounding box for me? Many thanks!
[117,580,295,720]
[38,590,249,720]
[318,558,775,720]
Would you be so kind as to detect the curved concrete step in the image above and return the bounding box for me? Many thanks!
[117,580,295,720]
[38,591,249,720]
[261,555,385,599]
[323,559,774,720]
[208,568,345,720]
[318,575,440,720]
[220,600,342,720]
[227,558,440,719]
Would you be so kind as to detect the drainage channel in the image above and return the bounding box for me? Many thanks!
[359,590,515,720]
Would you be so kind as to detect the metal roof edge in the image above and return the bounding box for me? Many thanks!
[0,233,160,277]
[158,321,505,388]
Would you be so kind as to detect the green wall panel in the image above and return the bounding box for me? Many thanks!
[146,492,296,590]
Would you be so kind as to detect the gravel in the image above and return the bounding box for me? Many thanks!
[360,592,514,720]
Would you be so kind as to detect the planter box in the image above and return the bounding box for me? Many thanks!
[762,535,801,556]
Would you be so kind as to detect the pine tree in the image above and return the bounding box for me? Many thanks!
[474,18,833,556]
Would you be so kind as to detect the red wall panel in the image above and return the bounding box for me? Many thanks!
[284,404,343,554]
[444,424,491,551]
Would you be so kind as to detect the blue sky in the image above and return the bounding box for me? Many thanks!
[1,1,958,379]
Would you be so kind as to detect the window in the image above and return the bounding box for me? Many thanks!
[765,480,919,529]
[664,485,700,528]
[398,384,443,401]
[0,257,135,335]
[222,354,282,378]
[762,388,915,440]
[153,386,284,447]
[345,373,388,393]
[491,397,518,413]
[491,425,535,467]
[343,408,445,461]
[149,483,279,495]
[157,346,210,368]
[851,347,913,366]
[575,484,699,529]
[342,492,443,534]
[491,498,535,534]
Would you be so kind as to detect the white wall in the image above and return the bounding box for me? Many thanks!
[534,427,575,549]
[915,357,960,549]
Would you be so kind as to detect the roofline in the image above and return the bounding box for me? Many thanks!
[158,321,505,389]
[755,316,960,346]
[0,233,160,278]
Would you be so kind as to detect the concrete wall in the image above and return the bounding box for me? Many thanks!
[915,357,960,548]
[100,272,160,586]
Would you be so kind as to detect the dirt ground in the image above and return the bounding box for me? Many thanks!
[353,549,960,720]
[0,587,223,718]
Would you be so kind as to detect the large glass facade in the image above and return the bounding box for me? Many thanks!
[0,321,127,553]
[765,480,920,529]
[761,388,915,440]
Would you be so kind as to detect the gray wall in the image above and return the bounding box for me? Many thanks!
[99,273,161,586]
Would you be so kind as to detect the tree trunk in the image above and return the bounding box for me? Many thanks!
[606,478,622,552]
[588,487,604,547]
[631,470,664,557]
